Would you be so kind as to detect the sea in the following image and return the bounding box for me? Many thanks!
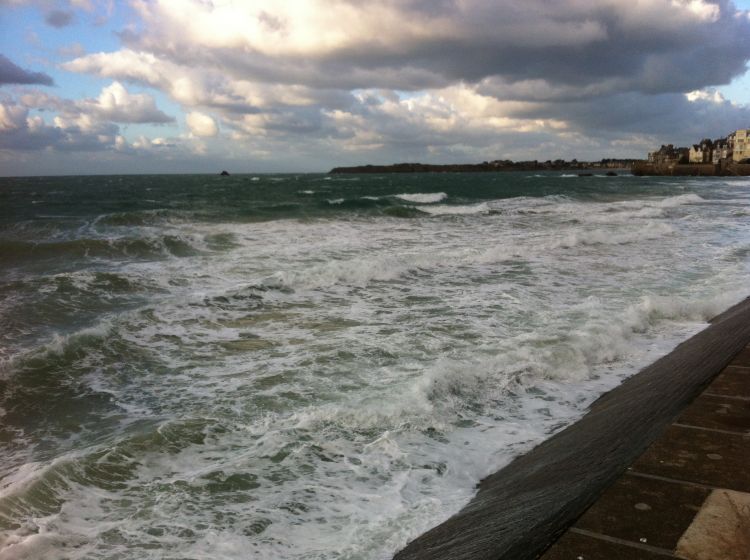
[0,172,749,560]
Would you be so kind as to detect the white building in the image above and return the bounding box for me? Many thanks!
[712,138,732,164]
[734,129,750,162]
[689,139,713,163]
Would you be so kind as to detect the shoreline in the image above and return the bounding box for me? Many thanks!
[329,161,636,174]
[393,296,750,560]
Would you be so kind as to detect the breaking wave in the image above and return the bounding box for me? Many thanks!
[394,192,448,204]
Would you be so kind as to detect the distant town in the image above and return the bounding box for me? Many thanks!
[633,127,750,176]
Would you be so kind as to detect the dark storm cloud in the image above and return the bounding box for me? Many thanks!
[115,0,750,96]
[506,90,750,145]
[45,9,74,28]
[0,54,54,86]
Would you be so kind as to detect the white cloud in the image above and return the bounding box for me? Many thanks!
[0,81,174,155]
[0,100,64,150]
[0,103,28,130]
[186,111,218,137]
[18,82,173,124]
[82,81,173,123]
[686,88,727,103]
[671,0,721,22]
[62,50,166,87]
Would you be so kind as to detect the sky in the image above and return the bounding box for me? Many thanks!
[1,0,750,175]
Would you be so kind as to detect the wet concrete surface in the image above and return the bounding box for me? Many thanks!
[703,366,750,399]
[676,393,750,433]
[541,530,673,560]
[570,473,709,550]
[632,425,750,492]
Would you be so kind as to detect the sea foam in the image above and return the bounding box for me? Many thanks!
[395,192,448,204]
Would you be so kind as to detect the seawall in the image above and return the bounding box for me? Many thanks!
[632,161,750,176]
[394,297,750,560]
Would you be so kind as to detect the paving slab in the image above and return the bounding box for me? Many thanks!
[675,489,750,560]
[630,425,750,492]
[730,346,750,367]
[676,393,750,433]
[705,366,750,399]
[570,473,709,550]
[540,530,677,560]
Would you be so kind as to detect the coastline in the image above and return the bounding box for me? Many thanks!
[329,161,635,174]
[394,296,750,560]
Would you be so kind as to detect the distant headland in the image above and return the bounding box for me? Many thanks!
[330,159,636,174]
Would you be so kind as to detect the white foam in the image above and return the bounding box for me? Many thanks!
[395,192,448,204]
[0,461,46,500]
[419,202,490,216]
[550,222,674,249]
[657,193,705,207]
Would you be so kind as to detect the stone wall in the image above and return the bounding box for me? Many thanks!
[632,161,750,176]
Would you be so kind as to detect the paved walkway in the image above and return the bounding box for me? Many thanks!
[540,345,750,560]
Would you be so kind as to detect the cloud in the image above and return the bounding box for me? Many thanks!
[62,49,354,113]
[45,9,74,28]
[0,81,175,156]
[0,54,54,86]
[0,101,64,150]
[63,1,750,114]
[10,0,750,171]
[106,0,750,95]
[58,42,86,58]
[19,81,174,124]
[186,111,218,136]
[0,102,28,130]
[81,81,174,123]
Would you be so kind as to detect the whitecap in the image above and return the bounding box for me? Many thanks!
[549,222,674,249]
[394,192,448,204]
[657,193,705,207]
[419,202,490,216]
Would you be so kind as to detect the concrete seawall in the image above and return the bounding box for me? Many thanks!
[394,297,750,560]
[632,161,750,176]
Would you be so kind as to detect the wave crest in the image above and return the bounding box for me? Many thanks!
[395,193,448,204]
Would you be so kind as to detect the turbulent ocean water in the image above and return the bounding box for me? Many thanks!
[1,172,749,559]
